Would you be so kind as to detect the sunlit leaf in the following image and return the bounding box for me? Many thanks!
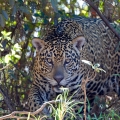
[14,54,21,59]
[11,49,15,55]
[13,43,21,51]
[82,60,106,73]
[81,10,87,14]
[1,31,11,40]
[81,60,93,66]
[92,63,100,69]
[96,68,106,73]
[0,43,4,51]
[5,54,11,63]
[6,32,12,36]
[1,31,6,35]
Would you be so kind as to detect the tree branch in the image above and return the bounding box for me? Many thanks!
[0,85,15,112]
[85,0,120,40]
[0,100,60,120]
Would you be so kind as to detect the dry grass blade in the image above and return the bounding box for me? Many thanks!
[81,72,96,120]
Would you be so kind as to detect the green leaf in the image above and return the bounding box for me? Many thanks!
[14,54,21,59]
[11,50,15,55]
[9,0,15,7]
[5,54,11,63]
[51,0,58,13]
[113,74,120,77]
[2,10,9,20]
[93,63,100,68]
[1,31,11,36]
[13,43,21,51]
[77,106,83,114]
[98,68,106,73]
[0,43,4,51]
[6,32,12,36]
[0,14,5,27]
[1,31,11,40]
[12,4,17,16]
[33,13,40,17]
[81,59,93,66]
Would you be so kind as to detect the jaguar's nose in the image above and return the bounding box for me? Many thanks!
[53,72,64,83]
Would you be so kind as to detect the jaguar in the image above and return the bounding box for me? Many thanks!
[28,16,120,117]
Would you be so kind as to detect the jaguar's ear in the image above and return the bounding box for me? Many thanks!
[73,36,85,50]
[32,38,45,51]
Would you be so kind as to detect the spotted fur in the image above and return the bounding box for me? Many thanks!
[28,17,120,116]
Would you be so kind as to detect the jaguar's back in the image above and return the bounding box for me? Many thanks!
[74,17,120,97]
[28,17,120,116]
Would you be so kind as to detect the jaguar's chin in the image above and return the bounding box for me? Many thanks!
[52,85,68,93]
[53,87,63,93]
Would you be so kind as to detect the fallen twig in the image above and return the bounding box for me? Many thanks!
[0,100,60,120]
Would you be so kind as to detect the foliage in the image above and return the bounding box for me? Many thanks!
[50,88,80,120]
[0,0,120,118]
[81,60,106,73]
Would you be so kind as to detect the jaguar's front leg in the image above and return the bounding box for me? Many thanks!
[28,83,51,115]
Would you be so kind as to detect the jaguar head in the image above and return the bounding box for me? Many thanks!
[32,36,85,92]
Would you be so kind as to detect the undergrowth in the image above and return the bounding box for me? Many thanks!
[0,88,120,120]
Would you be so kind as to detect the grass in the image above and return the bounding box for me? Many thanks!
[49,87,81,120]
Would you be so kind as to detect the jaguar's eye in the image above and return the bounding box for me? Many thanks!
[46,58,52,63]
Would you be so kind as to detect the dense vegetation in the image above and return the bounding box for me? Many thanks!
[0,0,120,119]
